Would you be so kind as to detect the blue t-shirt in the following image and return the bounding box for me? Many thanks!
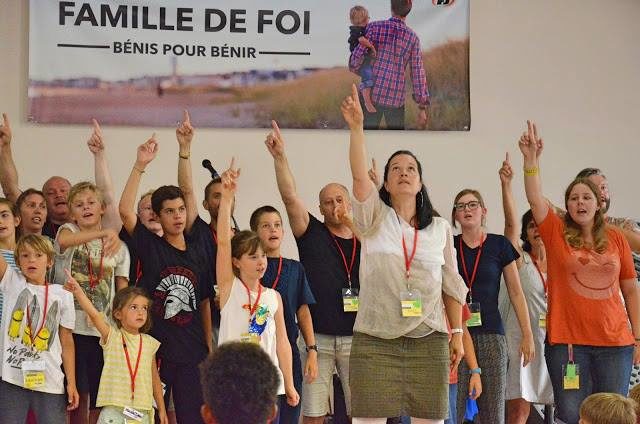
[454,233,519,335]
[261,257,316,355]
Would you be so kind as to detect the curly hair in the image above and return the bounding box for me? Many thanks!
[563,178,607,253]
[200,342,279,424]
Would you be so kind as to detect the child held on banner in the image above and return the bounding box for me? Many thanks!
[250,205,317,423]
[0,234,78,422]
[215,159,300,423]
[54,179,129,423]
[64,271,168,424]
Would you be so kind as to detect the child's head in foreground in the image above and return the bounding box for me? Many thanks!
[200,342,279,424]
[579,392,637,424]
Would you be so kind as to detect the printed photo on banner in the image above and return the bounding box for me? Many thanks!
[28,0,469,131]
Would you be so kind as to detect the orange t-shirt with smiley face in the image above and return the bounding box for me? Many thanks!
[539,209,637,346]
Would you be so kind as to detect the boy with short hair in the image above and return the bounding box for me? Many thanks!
[250,205,317,424]
[54,181,130,423]
[200,342,279,424]
[579,392,637,424]
[119,132,213,424]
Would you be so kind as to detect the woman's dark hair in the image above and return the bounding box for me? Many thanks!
[379,150,434,230]
[520,209,535,253]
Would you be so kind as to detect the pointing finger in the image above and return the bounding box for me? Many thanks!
[2,113,10,128]
[271,120,281,139]
[183,109,191,125]
[351,83,358,101]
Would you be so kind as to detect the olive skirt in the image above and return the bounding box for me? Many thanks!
[350,331,450,418]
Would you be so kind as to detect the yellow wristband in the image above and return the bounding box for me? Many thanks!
[523,166,539,176]
[179,153,190,159]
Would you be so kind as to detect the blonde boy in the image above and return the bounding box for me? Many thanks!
[579,392,637,424]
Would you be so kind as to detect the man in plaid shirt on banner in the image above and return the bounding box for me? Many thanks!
[350,0,430,130]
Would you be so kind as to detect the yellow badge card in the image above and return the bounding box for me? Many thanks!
[342,288,359,312]
[240,332,261,344]
[400,289,422,317]
[23,371,45,389]
[563,363,580,390]
[538,313,547,328]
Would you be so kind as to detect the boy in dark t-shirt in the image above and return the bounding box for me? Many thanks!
[119,124,212,424]
[250,205,317,424]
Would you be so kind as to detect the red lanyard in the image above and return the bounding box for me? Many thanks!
[122,332,143,401]
[85,240,104,289]
[210,227,218,245]
[240,280,263,323]
[331,235,357,287]
[459,235,485,294]
[266,257,283,290]
[134,260,142,286]
[532,258,548,297]
[26,282,49,346]
[402,225,419,279]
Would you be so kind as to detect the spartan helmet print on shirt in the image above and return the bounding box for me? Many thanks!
[8,288,60,352]
[154,267,198,322]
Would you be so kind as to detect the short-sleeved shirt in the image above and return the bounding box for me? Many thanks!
[53,223,130,337]
[352,189,468,339]
[295,214,360,336]
[188,216,219,326]
[454,233,519,336]
[42,220,62,240]
[260,257,316,350]
[119,227,141,285]
[131,222,212,365]
[0,267,75,394]
[97,326,160,414]
[539,210,637,346]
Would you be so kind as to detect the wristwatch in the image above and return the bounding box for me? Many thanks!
[469,367,482,375]
[306,345,318,353]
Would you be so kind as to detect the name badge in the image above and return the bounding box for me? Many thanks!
[22,360,46,389]
[400,289,422,317]
[123,406,144,422]
[538,313,547,328]
[240,332,261,344]
[342,288,359,312]
[563,363,579,390]
[466,302,482,327]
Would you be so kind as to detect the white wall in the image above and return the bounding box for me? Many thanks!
[1,0,639,258]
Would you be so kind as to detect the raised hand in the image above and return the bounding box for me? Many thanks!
[136,135,158,166]
[175,110,194,147]
[368,158,380,187]
[0,113,12,148]
[87,119,104,155]
[499,152,513,185]
[341,84,364,129]
[264,120,285,158]
[518,120,543,161]
[220,157,240,197]
[62,269,81,295]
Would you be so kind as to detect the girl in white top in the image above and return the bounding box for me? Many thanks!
[64,270,167,424]
[498,153,553,424]
[215,158,299,413]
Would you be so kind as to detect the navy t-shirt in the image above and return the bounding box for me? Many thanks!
[119,226,141,285]
[295,214,360,336]
[188,216,219,327]
[454,233,519,336]
[131,222,213,365]
[261,257,316,354]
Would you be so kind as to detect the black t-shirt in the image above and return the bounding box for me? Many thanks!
[119,226,141,285]
[454,233,519,336]
[42,219,62,240]
[260,257,316,352]
[131,222,213,365]
[295,213,360,336]
[188,216,219,327]
[348,25,366,52]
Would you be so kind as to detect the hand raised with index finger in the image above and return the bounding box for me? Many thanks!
[264,120,285,158]
[340,84,364,130]
[136,134,158,165]
[87,118,105,154]
[0,113,12,148]
[499,152,513,184]
[176,110,194,147]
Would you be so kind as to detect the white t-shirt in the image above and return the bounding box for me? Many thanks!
[1,266,75,394]
[54,223,130,337]
[219,277,283,394]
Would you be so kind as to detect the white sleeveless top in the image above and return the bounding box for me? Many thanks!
[219,277,283,394]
